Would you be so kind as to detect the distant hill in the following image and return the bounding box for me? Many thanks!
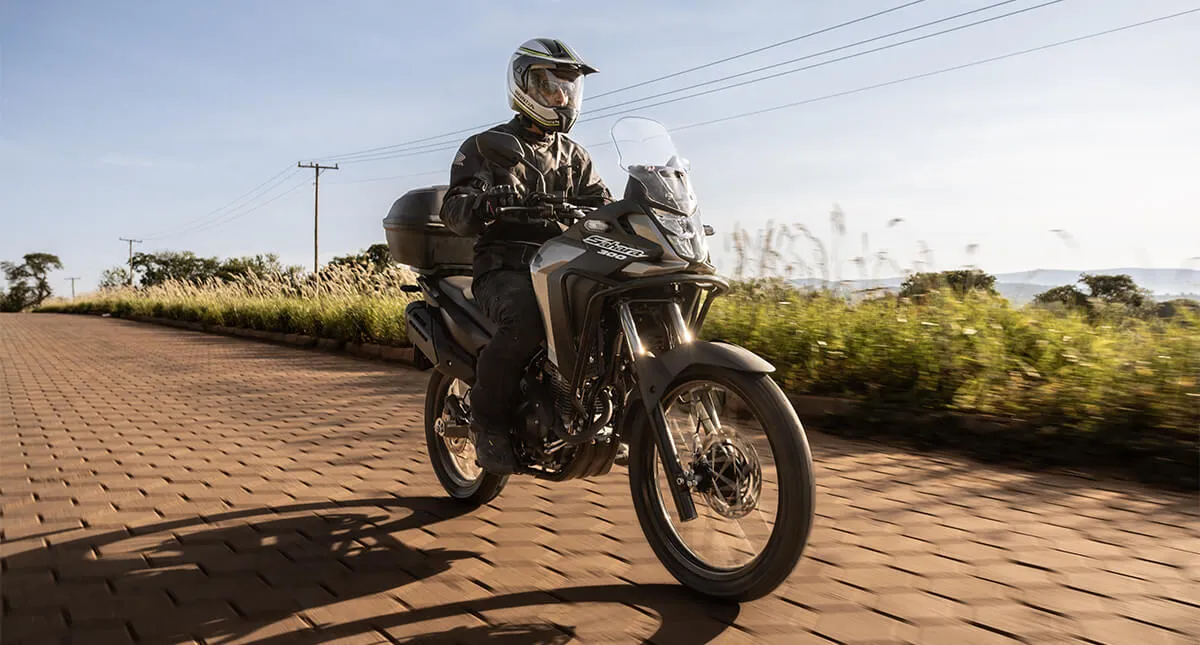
[990,268,1199,295]
[793,268,1200,306]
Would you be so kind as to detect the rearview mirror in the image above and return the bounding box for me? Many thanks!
[476,131,525,168]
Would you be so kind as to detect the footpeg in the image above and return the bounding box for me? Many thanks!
[434,418,470,439]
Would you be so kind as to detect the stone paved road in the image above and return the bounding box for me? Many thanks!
[2,314,1198,645]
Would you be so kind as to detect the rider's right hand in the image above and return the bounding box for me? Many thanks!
[476,185,520,220]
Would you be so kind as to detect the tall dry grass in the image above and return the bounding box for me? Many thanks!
[39,263,419,346]
[37,214,1198,468]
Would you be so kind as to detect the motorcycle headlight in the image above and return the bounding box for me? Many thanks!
[652,209,707,262]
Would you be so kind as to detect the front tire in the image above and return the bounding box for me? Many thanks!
[628,365,815,602]
[424,369,508,505]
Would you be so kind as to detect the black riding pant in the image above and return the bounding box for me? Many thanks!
[470,269,545,432]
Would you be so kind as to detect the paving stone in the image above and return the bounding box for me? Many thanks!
[971,603,1086,640]
[813,607,918,644]
[871,591,971,625]
[1079,617,1198,645]
[5,314,1198,645]
[919,623,1023,645]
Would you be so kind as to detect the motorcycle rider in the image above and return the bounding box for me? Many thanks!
[440,38,612,474]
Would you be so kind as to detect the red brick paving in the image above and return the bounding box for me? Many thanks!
[2,314,1198,644]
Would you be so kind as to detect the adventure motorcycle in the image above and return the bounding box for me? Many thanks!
[383,116,815,601]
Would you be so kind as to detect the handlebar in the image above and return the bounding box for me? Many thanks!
[493,199,589,225]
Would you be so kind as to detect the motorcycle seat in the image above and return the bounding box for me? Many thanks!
[442,275,474,301]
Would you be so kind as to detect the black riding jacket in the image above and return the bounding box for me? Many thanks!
[440,115,612,278]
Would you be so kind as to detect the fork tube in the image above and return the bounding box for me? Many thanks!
[618,303,646,356]
[620,302,699,522]
[666,301,693,344]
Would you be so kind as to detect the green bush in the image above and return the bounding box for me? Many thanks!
[703,287,1197,442]
[37,266,1197,487]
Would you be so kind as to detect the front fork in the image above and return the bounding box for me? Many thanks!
[619,301,701,523]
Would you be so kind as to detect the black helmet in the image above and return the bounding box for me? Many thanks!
[508,38,598,134]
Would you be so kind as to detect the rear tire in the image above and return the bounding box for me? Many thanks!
[628,365,815,602]
[425,369,508,505]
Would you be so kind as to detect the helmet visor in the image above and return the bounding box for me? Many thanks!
[527,67,584,110]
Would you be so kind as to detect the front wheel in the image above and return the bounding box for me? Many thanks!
[628,365,816,602]
[424,369,508,505]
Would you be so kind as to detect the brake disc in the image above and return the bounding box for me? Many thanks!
[698,433,763,520]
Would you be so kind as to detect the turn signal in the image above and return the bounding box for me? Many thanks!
[583,219,611,233]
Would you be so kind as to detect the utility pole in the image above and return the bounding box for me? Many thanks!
[298,162,339,274]
[67,277,80,301]
[119,238,142,286]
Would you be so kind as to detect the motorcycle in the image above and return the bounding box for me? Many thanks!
[383,116,815,601]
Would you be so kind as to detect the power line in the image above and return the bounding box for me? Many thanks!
[316,1,930,164]
[325,169,446,185]
[590,0,929,100]
[582,0,1063,121]
[150,175,311,240]
[140,165,298,240]
[331,140,466,166]
[318,123,500,166]
[329,0,1059,167]
[144,7,1198,239]
[671,7,1200,133]
[585,0,1027,116]
[334,145,460,166]
[156,169,303,239]
[66,277,80,300]
[342,7,1200,188]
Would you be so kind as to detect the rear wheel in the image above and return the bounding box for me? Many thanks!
[628,365,815,601]
[425,369,508,505]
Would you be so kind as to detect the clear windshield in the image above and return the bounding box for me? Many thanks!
[610,116,697,215]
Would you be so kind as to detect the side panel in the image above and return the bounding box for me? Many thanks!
[530,240,585,367]
[404,300,437,367]
[531,228,661,381]
[404,300,477,385]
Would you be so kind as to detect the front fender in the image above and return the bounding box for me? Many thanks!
[634,340,774,410]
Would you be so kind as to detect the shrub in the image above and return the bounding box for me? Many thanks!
[37,263,419,347]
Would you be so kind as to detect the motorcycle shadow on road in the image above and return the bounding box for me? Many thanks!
[2,496,739,645]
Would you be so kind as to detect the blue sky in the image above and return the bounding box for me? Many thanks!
[2,0,1197,294]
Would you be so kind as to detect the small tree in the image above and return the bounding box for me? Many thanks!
[1033,285,1090,310]
[1156,298,1199,319]
[132,250,221,287]
[98,266,132,290]
[215,254,285,282]
[1034,273,1155,318]
[0,282,33,312]
[1,252,64,310]
[1079,273,1151,309]
[327,243,394,273]
[899,269,997,299]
